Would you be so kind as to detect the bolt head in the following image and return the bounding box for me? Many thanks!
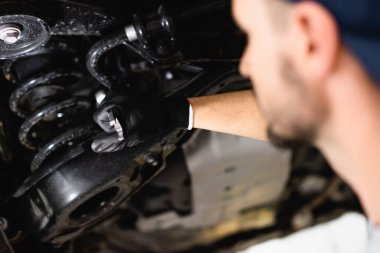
[3,32,19,44]
[0,24,22,44]
[144,153,161,167]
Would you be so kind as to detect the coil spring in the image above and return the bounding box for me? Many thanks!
[9,70,96,172]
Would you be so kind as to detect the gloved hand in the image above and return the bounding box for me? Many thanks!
[91,91,191,153]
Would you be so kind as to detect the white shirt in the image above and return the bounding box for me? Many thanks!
[368,223,380,253]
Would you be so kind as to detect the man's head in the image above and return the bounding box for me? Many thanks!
[233,0,380,148]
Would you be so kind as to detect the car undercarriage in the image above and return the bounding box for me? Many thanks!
[0,0,361,252]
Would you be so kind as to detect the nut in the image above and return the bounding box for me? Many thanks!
[0,24,22,44]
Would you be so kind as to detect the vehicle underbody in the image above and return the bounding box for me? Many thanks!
[0,0,361,252]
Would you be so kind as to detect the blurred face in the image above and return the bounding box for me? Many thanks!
[233,0,328,147]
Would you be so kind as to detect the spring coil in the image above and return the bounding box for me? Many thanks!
[9,70,96,172]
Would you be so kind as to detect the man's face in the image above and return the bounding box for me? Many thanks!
[233,0,327,147]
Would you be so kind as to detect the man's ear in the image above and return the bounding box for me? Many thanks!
[290,1,339,81]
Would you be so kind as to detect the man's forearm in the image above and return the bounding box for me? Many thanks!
[188,90,268,141]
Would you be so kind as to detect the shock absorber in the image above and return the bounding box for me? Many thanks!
[9,69,96,172]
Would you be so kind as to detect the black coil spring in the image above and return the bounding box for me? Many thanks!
[9,70,96,172]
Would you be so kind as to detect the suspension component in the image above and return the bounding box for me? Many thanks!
[0,15,50,59]
[131,6,176,53]
[0,24,22,45]
[30,125,96,172]
[86,6,179,89]
[9,70,93,171]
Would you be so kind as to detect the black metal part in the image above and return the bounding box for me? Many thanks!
[0,15,50,59]
[86,31,128,89]
[2,39,78,82]
[44,1,117,36]
[8,59,95,171]
[13,138,93,198]
[31,124,98,172]
[132,6,176,54]
[17,129,182,245]
[9,70,82,118]
[18,97,91,150]
[86,6,180,89]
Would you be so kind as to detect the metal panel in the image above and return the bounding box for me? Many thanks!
[137,130,290,231]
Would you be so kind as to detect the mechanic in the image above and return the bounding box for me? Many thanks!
[91,0,380,252]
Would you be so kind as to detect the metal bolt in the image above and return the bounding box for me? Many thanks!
[144,153,161,167]
[0,24,22,44]
[125,25,138,42]
[165,71,174,80]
